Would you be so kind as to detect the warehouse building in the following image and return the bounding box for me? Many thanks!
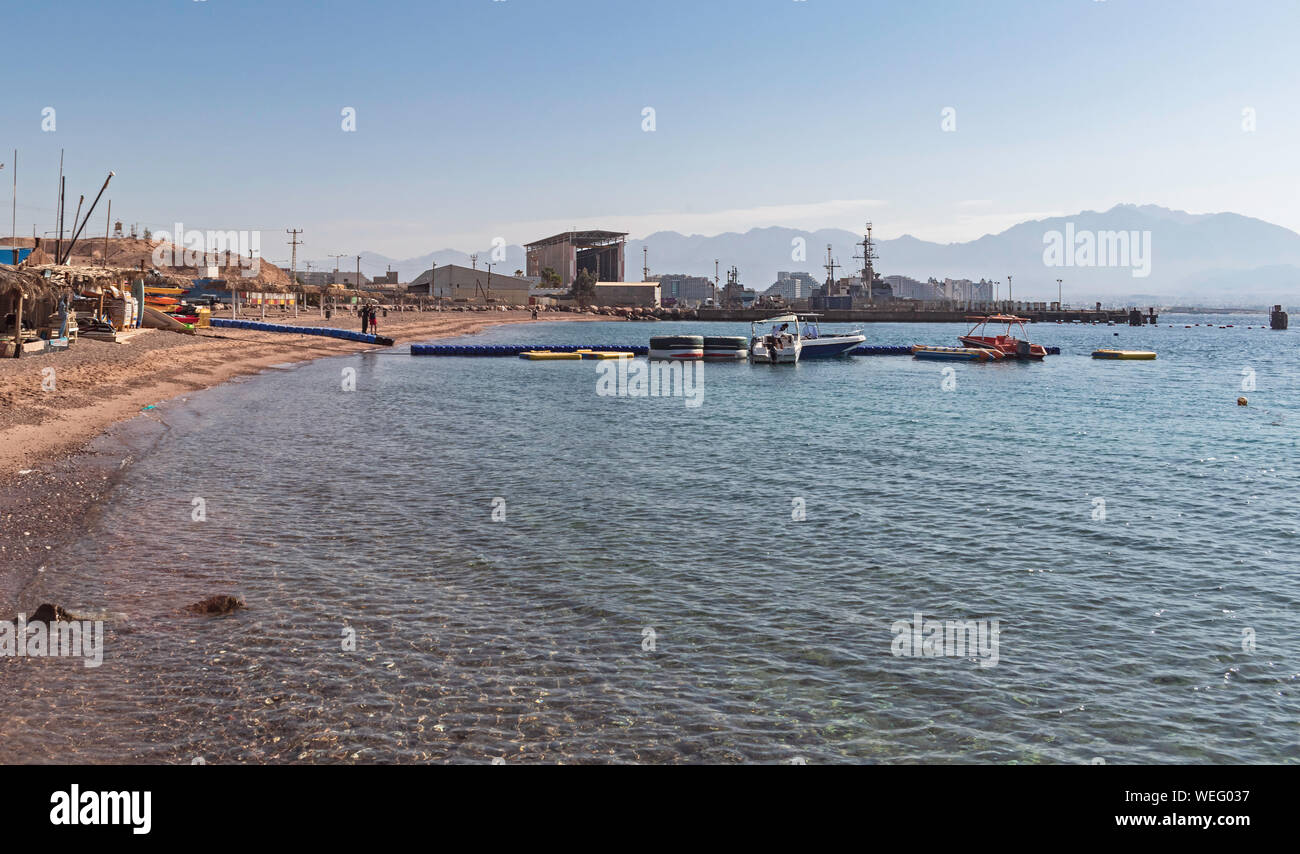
[525,230,627,288]
[407,264,535,304]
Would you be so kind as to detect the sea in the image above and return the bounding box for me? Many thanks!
[2,314,1297,763]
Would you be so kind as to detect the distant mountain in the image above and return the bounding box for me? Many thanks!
[328,205,1300,305]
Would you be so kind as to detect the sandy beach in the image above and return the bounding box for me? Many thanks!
[0,309,602,588]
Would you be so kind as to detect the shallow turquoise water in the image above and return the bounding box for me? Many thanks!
[3,315,1298,763]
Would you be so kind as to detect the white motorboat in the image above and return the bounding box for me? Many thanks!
[796,315,865,359]
[749,314,802,363]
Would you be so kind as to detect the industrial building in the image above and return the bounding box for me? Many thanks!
[525,230,627,288]
[592,281,660,307]
[407,264,535,304]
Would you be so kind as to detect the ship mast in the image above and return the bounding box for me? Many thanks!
[823,244,839,299]
[854,221,878,306]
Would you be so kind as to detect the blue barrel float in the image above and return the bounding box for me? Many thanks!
[210,318,394,345]
[406,342,1057,357]
[411,343,648,356]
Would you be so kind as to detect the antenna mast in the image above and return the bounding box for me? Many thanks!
[823,244,839,298]
[854,221,878,305]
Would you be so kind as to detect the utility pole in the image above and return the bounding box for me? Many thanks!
[713,258,719,306]
[1056,278,1063,311]
[329,253,347,315]
[642,246,649,282]
[9,149,15,260]
[287,229,302,319]
[1006,274,1012,306]
[355,254,362,296]
[103,200,111,267]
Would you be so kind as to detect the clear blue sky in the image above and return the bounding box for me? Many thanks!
[2,0,1296,262]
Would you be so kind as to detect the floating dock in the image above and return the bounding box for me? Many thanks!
[211,318,394,345]
[410,342,1060,356]
[412,343,648,356]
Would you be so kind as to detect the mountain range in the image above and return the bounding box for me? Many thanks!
[310,205,1300,305]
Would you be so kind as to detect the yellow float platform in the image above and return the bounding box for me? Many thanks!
[520,350,583,360]
[576,350,632,359]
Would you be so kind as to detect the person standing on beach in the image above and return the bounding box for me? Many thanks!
[360,304,370,333]
[369,309,378,335]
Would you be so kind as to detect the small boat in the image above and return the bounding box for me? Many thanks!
[749,314,802,364]
[648,334,704,360]
[912,344,1004,362]
[702,336,748,360]
[796,315,866,359]
[1092,349,1156,360]
[959,314,1047,360]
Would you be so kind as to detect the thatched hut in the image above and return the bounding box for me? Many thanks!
[1,264,72,356]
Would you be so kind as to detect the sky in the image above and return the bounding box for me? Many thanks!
[2,0,1297,266]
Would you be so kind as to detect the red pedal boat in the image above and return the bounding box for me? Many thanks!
[958,314,1047,360]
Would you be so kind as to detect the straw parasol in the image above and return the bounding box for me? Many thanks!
[0,264,52,300]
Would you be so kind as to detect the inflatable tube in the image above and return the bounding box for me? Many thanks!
[649,334,704,360]
[1092,349,1156,360]
[702,335,748,360]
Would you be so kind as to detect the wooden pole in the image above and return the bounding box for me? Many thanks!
[103,200,111,267]
[12,294,23,358]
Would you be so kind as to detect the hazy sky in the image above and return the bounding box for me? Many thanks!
[3,0,1296,263]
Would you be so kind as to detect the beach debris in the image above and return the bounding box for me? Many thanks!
[16,469,33,475]
[141,404,156,411]
[184,594,246,616]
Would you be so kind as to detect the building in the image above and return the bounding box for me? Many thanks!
[652,273,714,306]
[525,230,627,288]
[407,264,534,304]
[299,270,371,288]
[883,274,934,301]
[764,271,819,301]
[592,281,660,307]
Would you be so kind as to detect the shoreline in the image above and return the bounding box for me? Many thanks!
[0,310,603,599]
[0,310,602,474]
